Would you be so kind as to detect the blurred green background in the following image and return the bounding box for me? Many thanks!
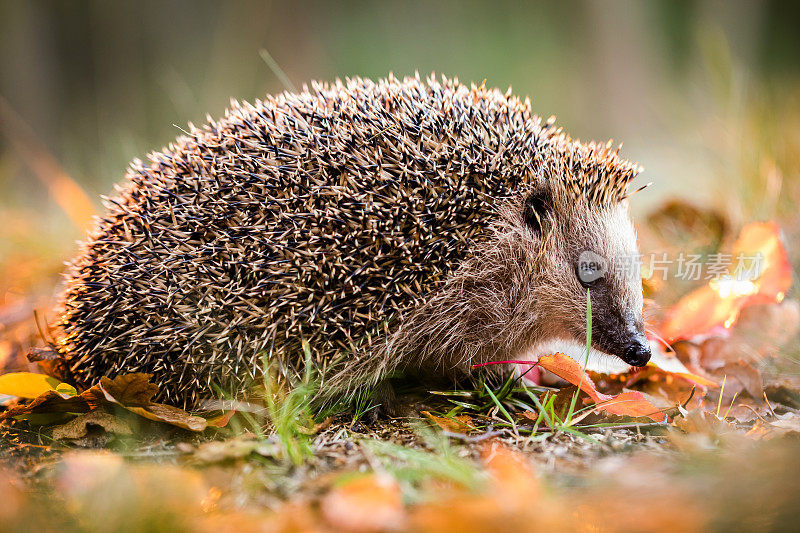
[1,0,799,301]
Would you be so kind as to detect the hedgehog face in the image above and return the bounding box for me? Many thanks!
[520,185,650,368]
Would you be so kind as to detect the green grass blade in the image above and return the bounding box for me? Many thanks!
[484,382,516,431]
[566,289,592,424]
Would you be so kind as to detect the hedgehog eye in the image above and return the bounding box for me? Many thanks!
[523,191,550,234]
[575,251,607,288]
[576,266,604,288]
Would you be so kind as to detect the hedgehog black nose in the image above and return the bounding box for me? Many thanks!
[622,341,651,367]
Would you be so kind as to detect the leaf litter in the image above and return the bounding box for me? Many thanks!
[1,222,799,530]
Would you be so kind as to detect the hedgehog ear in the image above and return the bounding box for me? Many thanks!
[522,190,551,235]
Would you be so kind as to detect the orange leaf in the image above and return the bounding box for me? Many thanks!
[422,411,476,433]
[484,443,540,504]
[643,349,719,388]
[669,371,719,388]
[205,410,236,428]
[538,353,612,403]
[538,353,665,422]
[322,474,405,532]
[595,391,665,420]
[660,222,793,342]
[736,222,793,304]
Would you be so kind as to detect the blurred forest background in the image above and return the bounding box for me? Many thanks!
[1,0,800,307]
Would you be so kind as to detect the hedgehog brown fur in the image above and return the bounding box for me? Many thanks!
[54,74,646,408]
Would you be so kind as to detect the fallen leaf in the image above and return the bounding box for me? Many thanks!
[410,444,560,532]
[26,347,71,383]
[734,300,800,349]
[765,382,800,410]
[746,413,800,440]
[0,372,72,399]
[93,374,207,431]
[738,223,793,304]
[645,199,729,256]
[725,398,771,423]
[645,346,719,387]
[52,410,133,441]
[745,421,773,439]
[718,360,763,400]
[661,284,741,343]
[660,222,793,343]
[766,413,800,432]
[205,409,236,428]
[189,437,280,463]
[98,373,158,406]
[125,404,207,432]
[322,474,405,532]
[673,409,737,438]
[669,370,719,388]
[599,391,669,420]
[1,373,212,432]
[422,411,476,433]
[0,389,94,422]
[538,353,666,422]
[484,443,540,505]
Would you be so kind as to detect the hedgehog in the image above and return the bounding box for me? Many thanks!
[53,74,652,410]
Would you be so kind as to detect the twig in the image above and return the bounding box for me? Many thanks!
[441,430,502,443]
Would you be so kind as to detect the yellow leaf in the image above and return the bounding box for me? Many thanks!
[0,372,64,399]
[55,382,78,396]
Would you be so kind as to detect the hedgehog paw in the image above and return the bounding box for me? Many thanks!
[363,380,399,422]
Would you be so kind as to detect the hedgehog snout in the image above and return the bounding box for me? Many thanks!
[592,312,651,368]
[620,336,651,367]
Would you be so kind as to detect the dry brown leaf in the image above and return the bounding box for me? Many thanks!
[125,403,207,432]
[0,389,94,422]
[98,374,208,431]
[189,437,280,463]
[725,398,771,423]
[98,373,158,406]
[1,373,213,432]
[718,360,763,400]
[746,413,800,440]
[673,409,738,438]
[52,410,133,441]
[26,347,71,383]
